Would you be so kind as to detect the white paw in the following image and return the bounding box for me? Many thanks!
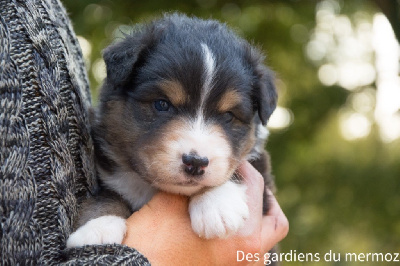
[66,215,126,248]
[189,181,249,239]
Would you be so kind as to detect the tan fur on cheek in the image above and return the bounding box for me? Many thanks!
[198,124,235,186]
[137,119,187,184]
[240,123,256,159]
[221,123,256,182]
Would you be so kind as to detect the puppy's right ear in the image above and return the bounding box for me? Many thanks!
[249,47,277,126]
[102,25,161,88]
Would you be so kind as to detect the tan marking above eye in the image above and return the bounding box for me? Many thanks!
[218,90,242,113]
[159,80,187,106]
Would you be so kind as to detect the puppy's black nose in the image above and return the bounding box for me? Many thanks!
[182,153,209,176]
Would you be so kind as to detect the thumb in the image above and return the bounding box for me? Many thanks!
[123,192,190,246]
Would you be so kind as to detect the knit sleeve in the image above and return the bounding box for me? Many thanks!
[0,0,149,264]
[62,245,150,265]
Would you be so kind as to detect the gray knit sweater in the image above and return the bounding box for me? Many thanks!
[0,0,149,264]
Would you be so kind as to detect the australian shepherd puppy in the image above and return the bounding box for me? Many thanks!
[67,13,277,247]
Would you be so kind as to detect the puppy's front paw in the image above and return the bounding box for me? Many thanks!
[189,181,249,239]
[66,215,126,248]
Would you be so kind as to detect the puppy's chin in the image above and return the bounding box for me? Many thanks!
[151,166,237,196]
[155,182,204,196]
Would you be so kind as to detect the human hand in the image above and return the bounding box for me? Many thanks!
[122,161,288,265]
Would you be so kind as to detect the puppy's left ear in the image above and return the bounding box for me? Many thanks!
[250,48,277,125]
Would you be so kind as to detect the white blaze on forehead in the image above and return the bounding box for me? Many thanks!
[194,43,216,130]
[186,44,226,178]
[200,43,216,111]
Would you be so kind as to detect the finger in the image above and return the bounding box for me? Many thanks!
[124,192,189,236]
[264,189,284,217]
[123,192,190,246]
[238,161,265,196]
[236,161,265,236]
[260,192,289,252]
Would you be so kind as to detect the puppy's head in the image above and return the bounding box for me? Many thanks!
[94,13,277,195]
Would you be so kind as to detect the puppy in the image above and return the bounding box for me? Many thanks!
[67,13,277,247]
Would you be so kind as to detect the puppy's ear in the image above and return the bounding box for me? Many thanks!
[102,24,161,88]
[250,48,277,125]
[102,37,139,87]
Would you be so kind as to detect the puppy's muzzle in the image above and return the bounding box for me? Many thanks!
[182,152,209,176]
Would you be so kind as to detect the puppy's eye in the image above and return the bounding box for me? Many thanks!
[154,100,171,112]
[223,112,234,123]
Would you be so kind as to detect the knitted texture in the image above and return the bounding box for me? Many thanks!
[0,0,149,265]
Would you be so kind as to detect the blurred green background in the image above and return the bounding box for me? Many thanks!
[62,0,400,265]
